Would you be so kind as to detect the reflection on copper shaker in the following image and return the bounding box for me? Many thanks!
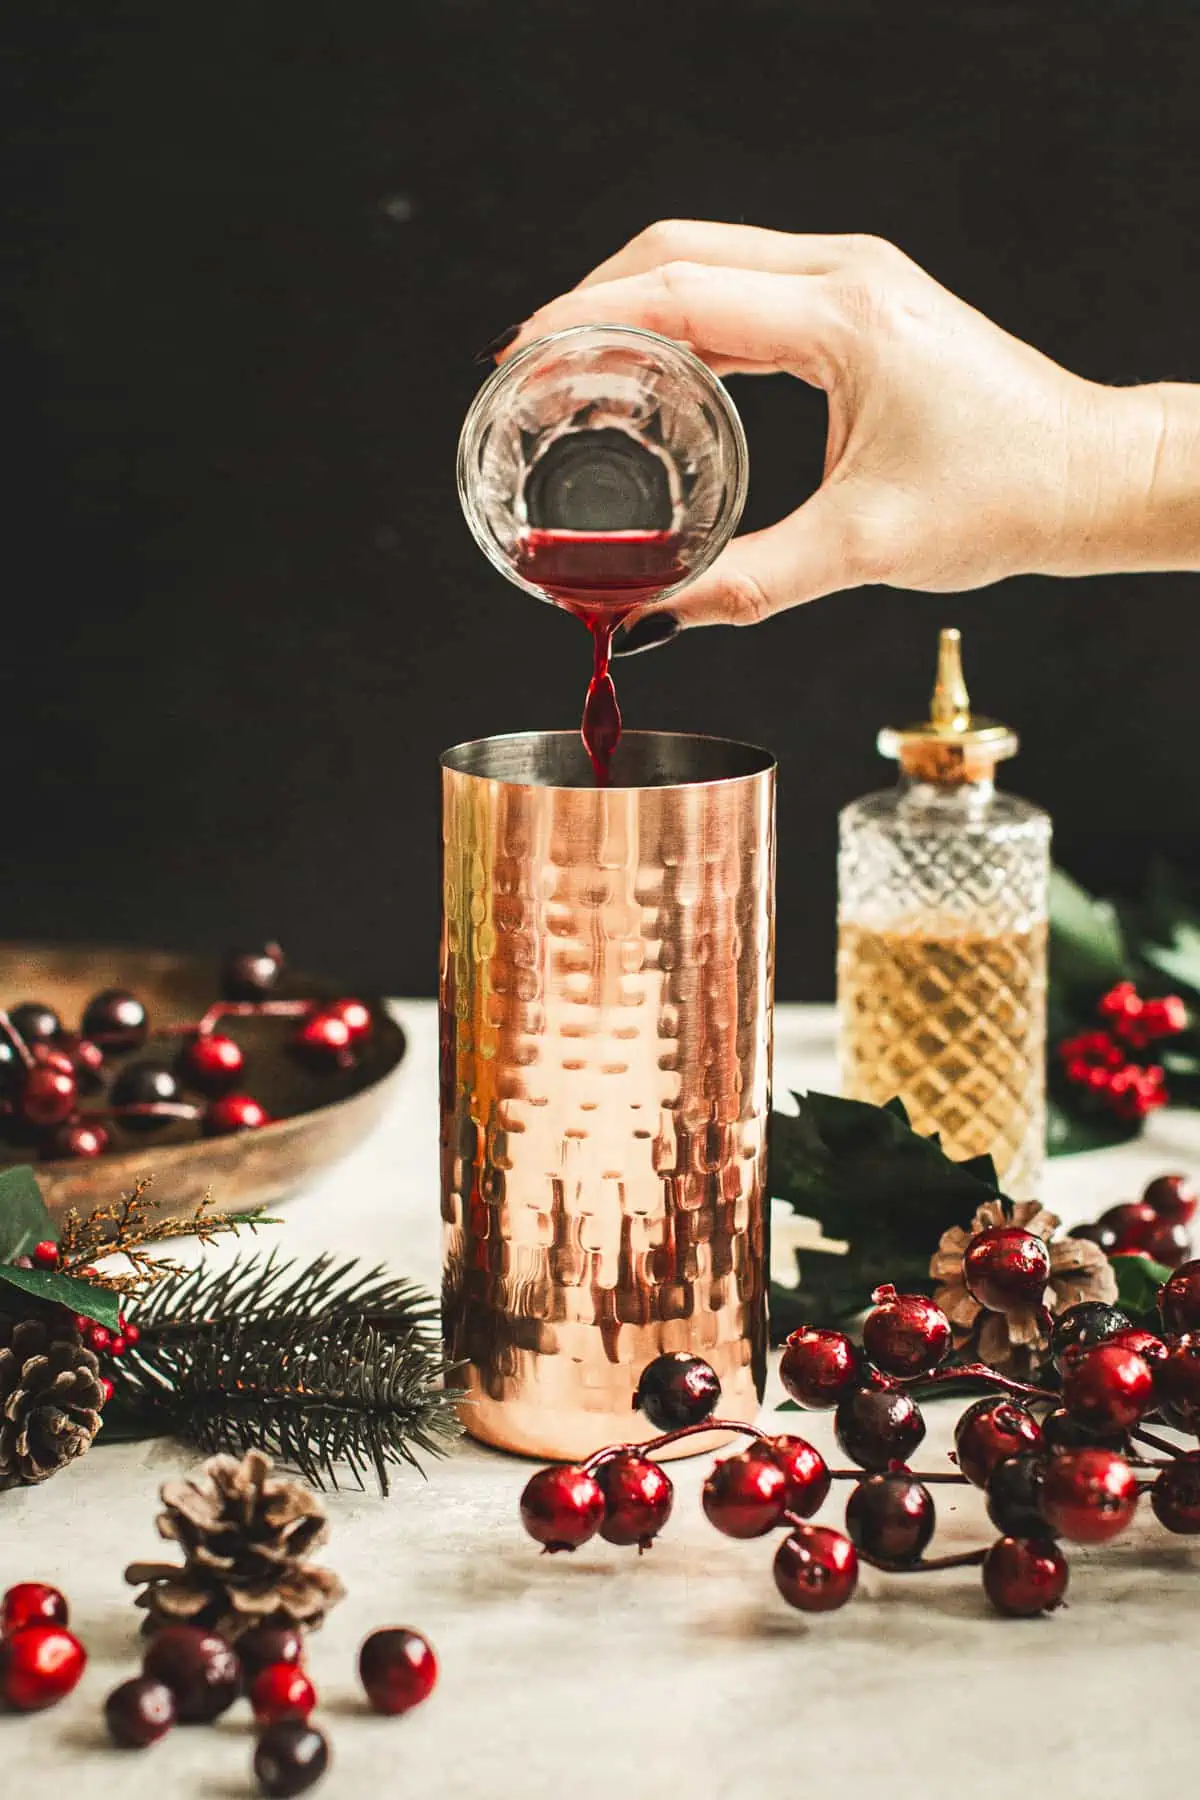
[440,731,774,1461]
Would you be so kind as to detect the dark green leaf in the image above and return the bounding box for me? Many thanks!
[0,1165,55,1262]
[1045,1092,1136,1157]
[1141,924,1200,1000]
[0,1263,122,1327]
[1049,867,1126,995]
[1110,1253,1173,1318]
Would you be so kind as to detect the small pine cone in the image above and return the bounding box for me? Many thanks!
[0,1313,105,1489]
[126,1448,345,1642]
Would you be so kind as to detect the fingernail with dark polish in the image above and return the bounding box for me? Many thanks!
[612,613,681,657]
[473,323,522,365]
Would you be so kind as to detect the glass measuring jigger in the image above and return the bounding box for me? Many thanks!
[457,324,749,616]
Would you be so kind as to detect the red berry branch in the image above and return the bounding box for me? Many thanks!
[1058,980,1187,1124]
[518,1226,1200,1620]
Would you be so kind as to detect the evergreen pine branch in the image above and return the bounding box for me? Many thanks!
[130,1251,439,1346]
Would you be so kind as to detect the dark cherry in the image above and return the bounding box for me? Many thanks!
[1146,1218,1192,1269]
[1159,1260,1200,1334]
[1069,1221,1119,1253]
[111,1061,180,1130]
[1,1581,68,1636]
[254,1720,330,1798]
[634,1352,721,1432]
[221,943,285,1002]
[43,1119,110,1160]
[56,1032,106,1092]
[953,1396,1042,1487]
[962,1227,1051,1313]
[763,1434,830,1519]
[1039,1406,1127,1454]
[519,1464,606,1552]
[105,1675,177,1747]
[594,1449,674,1548]
[982,1537,1069,1617]
[250,1664,317,1724]
[1155,1333,1200,1430]
[9,1002,62,1044]
[861,1285,951,1378]
[702,1450,789,1539]
[182,1031,245,1092]
[237,1624,306,1681]
[1144,1173,1198,1225]
[17,1062,78,1127]
[986,1453,1054,1539]
[1150,1451,1200,1534]
[0,1625,86,1710]
[0,1035,19,1094]
[358,1627,438,1716]
[204,1093,270,1135]
[1060,1342,1154,1430]
[834,1383,925,1472]
[81,988,148,1055]
[845,1472,935,1568]
[1096,1200,1160,1252]
[772,1526,858,1613]
[779,1327,861,1410]
[1050,1301,1131,1367]
[1039,1447,1139,1544]
[142,1624,241,1723]
[292,1010,355,1069]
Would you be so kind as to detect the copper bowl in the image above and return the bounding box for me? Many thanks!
[0,944,406,1222]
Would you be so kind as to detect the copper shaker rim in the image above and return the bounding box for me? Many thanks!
[441,727,776,792]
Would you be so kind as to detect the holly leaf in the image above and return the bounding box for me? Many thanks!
[1049,867,1126,997]
[0,1262,122,1328]
[1141,923,1200,1000]
[1109,1252,1172,1320]
[0,1165,56,1262]
[1045,1092,1137,1157]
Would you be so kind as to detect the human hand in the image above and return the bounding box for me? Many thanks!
[498,222,1176,640]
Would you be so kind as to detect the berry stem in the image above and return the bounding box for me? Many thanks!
[92,1102,205,1124]
[0,1010,36,1070]
[827,1468,970,1485]
[909,1362,1057,1403]
[153,1000,315,1040]
[580,1418,769,1472]
[1130,1424,1186,1460]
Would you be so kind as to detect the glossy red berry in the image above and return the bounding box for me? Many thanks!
[32,1240,60,1269]
[98,1376,114,1405]
[953,1397,1042,1487]
[1061,1342,1154,1431]
[1144,1173,1198,1225]
[1159,1260,1200,1334]
[251,1663,317,1724]
[142,1624,241,1723]
[519,1464,606,1552]
[254,1720,330,1797]
[55,1033,107,1093]
[358,1627,438,1716]
[1096,1201,1160,1253]
[779,1327,860,1409]
[81,989,148,1055]
[836,1383,925,1472]
[962,1226,1050,1313]
[1155,1333,1200,1429]
[594,1450,674,1548]
[763,1435,830,1519]
[772,1526,858,1613]
[108,1334,128,1356]
[221,943,285,1002]
[293,1010,355,1069]
[634,1352,721,1431]
[85,1324,112,1353]
[0,1625,86,1709]
[1104,1326,1167,1364]
[1146,1219,1191,1269]
[702,1450,789,1539]
[1,1582,68,1637]
[105,1675,177,1747]
[861,1286,951,1378]
[982,1537,1068,1617]
[1150,1452,1200,1533]
[18,1063,78,1127]
[44,1119,110,1160]
[1039,1448,1138,1544]
[237,1625,305,1681]
[845,1472,935,1568]
[328,997,373,1042]
[204,1093,270,1135]
[182,1032,244,1092]
[122,1321,141,1346]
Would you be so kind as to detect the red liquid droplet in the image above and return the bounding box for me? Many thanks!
[516,528,684,784]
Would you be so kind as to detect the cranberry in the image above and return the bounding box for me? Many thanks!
[1150,1451,1200,1534]
[143,1624,241,1722]
[17,1062,77,1127]
[772,1526,858,1613]
[1050,1301,1131,1366]
[1,1625,86,1709]
[962,1226,1051,1313]
[519,1464,605,1553]
[81,988,148,1055]
[1159,1260,1200,1333]
[861,1286,951,1378]
[358,1627,438,1716]
[1144,1173,1198,1225]
[835,1383,925,1471]
[1146,1219,1192,1269]
[221,943,285,1002]
[1155,1333,1200,1430]
[954,1396,1042,1487]
[986,1453,1053,1539]
[634,1352,721,1431]
[238,1624,306,1680]
[182,1031,245,1092]
[702,1450,789,1539]
[593,1450,673,1548]
[86,1324,112,1353]
[1,1581,68,1637]
[779,1327,860,1409]
[9,1002,62,1044]
[762,1435,830,1519]
[845,1472,935,1567]
[111,1060,180,1130]
[251,1663,317,1724]
[105,1675,177,1747]
[982,1537,1069,1617]
[1096,1200,1159,1252]
[44,1119,110,1160]
[31,1240,60,1269]
[254,1720,329,1797]
[1040,1406,1127,1454]
[292,1011,355,1069]
[1061,1342,1154,1431]
[1039,1448,1139,1544]
[204,1093,270,1135]
[328,997,373,1042]
[1103,1325,1167,1364]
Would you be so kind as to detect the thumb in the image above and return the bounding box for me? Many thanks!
[666,485,860,629]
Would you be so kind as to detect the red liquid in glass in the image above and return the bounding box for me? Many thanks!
[516,529,685,784]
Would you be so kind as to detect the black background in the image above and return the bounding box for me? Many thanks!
[4,1,1198,999]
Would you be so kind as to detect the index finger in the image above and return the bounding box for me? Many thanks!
[576,220,858,291]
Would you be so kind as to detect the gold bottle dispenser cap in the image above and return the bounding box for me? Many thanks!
[877,628,1018,782]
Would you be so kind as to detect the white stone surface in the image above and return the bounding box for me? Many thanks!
[5,1001,1198,1799]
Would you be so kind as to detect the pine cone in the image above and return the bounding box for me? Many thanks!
[126,1449,345,1641]
[0,1313,105,1489]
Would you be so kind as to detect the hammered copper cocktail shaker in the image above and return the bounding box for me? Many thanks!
[440,730,774,1461]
